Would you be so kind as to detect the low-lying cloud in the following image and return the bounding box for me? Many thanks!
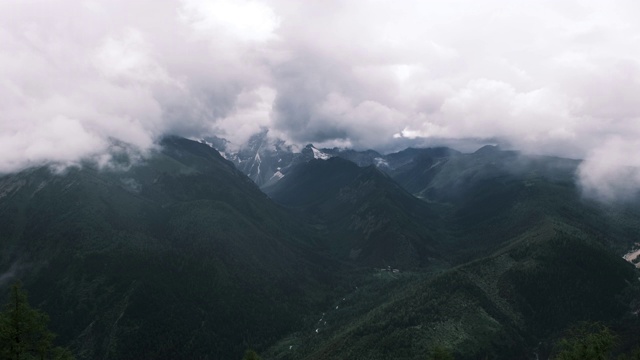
[1,0,639,199]
[578,137,640,201]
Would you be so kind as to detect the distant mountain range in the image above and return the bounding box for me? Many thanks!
[1,135,640,359]
[263,157,442,268]
[204,130,461,188]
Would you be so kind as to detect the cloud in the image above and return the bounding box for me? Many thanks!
[0,0,273,172]
[578,137,640,201]
[0,0,639,197]
[179,0,280,42]
[399,79,583,156]
[0,260,29,287]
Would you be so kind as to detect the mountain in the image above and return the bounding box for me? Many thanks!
[321,148,385,167]
[391,145,575,200]
[263,147,640,360]
[1,138,639,360]
[385,147,460,193]
[263,157,444,268]
[388,145,640,262]
[269,222,639,360]
[209,131,463,188]
[208,131,336,188]
[208,131,303,187]
[0,137,339,360]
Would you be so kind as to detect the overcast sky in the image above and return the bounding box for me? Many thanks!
[1,0,639,198]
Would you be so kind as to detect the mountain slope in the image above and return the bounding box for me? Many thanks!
[0,137,337,360]
[214,131,462,189]
[211,131,330,188]
[388,146,640,261]
[264,147,640,360]
[264,157,444,268]
[2,139,639,360]
[276,221,639,360]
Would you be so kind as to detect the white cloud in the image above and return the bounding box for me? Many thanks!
[179,0,280,42]
[579,137,640,201]
[0,0,273,172]
[0,0,639,197]
[93,29,172,85]
[213,86,276,147]
[0,115,108,170]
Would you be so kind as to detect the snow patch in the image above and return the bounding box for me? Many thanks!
[623,244,640,268]
[428,160,443,170]
[311,147,331,160]
[270,171,285,181]
[374,157,389,167]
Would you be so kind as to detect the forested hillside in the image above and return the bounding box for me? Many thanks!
[0,138,639,359]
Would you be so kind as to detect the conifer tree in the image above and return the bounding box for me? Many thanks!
[554,322,615,360]
[0,282,74,360]
[242,349,261,360]
[428,345,454,360]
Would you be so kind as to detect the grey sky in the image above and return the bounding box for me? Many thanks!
[1,0,639,198]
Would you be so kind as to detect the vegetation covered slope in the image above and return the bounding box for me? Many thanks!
[1,139,639,360]
[389,145,640,262]
[263,147,640,360]
[0,137,338,360]
[263,157,444,268]
[271,220,639,360]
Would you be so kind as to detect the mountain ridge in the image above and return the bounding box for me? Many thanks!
[0,137,343,359]
[1,136,639,359]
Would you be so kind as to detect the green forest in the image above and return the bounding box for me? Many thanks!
[0,138,639,359]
